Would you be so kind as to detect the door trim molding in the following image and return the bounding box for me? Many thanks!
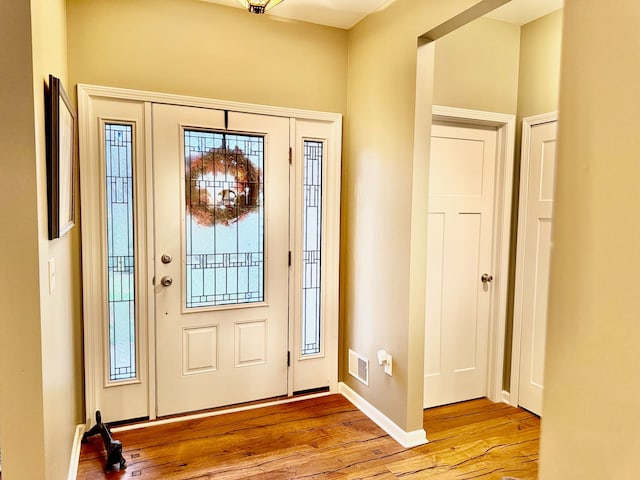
[78,84,342,422]
[77,84,341,122]
[509,111,558,409]
[431,105,516,404]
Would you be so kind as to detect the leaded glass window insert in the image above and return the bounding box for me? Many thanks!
[184,130,264,308]
[105,123,137,382]
[301,140,323,356]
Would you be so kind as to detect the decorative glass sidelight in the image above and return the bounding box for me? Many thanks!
[105,124,137,382]
[184,130,264,308]
[301,140,323,356]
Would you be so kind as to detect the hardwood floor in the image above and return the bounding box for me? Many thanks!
[78,395,540,479]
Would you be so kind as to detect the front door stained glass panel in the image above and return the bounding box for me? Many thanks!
[301,140,323,356]
[184,130,265,308]
[105,123,137,382]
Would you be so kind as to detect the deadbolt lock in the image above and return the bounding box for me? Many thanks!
[481,273,494,284]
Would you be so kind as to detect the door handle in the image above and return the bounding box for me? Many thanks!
[481,273,494,284]
[160,276,173,287]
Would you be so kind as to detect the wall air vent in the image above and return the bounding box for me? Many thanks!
[348,349,369,386]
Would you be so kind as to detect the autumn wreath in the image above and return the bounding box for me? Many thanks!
[185,146,262,227]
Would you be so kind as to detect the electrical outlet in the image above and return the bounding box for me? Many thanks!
[383,355,393,376]
[377,349,393,376]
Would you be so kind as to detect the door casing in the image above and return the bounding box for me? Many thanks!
[78,84,342,424]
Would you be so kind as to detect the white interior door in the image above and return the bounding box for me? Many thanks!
[514,117,557,416]
[424,121,498,408]
[153,104,290,416]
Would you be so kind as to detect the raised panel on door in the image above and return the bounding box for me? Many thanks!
[424,213,445,380]
[153,104,290,416]
[424,122,498,408]
[516,119,557,416]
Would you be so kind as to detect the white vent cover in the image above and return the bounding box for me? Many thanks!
[348,349,369,385]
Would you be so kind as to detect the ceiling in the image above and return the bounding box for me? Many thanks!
[202,0,563,29]
[485,0,563,25]
[202,0,390,29]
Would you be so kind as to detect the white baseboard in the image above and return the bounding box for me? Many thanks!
[501,390,511,405]
[67,424,86,480]
[338,382,428,448]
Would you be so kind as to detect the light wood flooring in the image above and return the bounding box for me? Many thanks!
[78,394,540,479]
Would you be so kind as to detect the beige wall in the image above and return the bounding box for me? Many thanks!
[0,0,83,478]
[433,16,521,114]
[539,1,640,477]
[503,9,563,390]
[516,9,563,120]
[0,0,47,477]
[343,0,503,432]
[66,0,348,114]
[31,0,85,476]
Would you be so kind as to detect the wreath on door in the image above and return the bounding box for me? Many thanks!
[185,146,262,227]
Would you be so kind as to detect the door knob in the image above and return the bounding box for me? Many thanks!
[160,276,173,287]
[481,273,494,284]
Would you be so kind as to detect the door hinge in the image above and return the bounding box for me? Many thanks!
[287,351,291,367]
[288,251,292,267]
[289,147,292,165]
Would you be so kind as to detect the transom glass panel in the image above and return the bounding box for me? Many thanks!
[184,130,265,308]
[105,123,137,382]
[301,140,323,356]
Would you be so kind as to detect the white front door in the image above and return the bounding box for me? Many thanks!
[514,117,557,416]
[153,104,290,416]
[424,121,498,408]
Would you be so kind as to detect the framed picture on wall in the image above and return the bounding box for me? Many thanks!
[46,74,77,240]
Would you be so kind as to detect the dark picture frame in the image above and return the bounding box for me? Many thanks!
[46,74,77,240]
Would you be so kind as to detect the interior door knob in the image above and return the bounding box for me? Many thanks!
[160,276,173,287]
[481,273,494,284]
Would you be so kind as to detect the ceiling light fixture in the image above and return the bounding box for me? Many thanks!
[237,0,285,14]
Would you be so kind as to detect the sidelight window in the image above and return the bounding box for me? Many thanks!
[105,123,137,382]
[301,140,323,356]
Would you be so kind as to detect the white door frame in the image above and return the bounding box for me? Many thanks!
[509,111,558,408]
[78,84,342,423]
[430,105,516,404]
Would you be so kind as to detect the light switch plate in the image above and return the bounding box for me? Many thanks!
[48,257,56,294]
